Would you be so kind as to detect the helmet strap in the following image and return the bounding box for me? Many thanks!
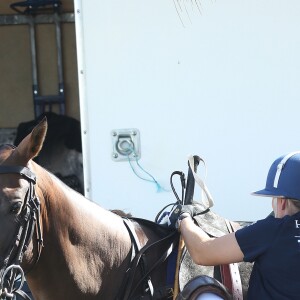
[272,198,279,218]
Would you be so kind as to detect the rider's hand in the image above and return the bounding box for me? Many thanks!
[168,204,203,230]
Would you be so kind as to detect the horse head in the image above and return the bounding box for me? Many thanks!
[0,118,47,297]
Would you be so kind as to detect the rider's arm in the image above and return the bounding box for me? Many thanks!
[179,217,244,266]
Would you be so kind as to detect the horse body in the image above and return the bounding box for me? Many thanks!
[0,120,168,300]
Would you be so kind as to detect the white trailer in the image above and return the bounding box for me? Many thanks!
[74,0,300,221]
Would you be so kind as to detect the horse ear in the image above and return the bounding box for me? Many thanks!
[14,117,48,164]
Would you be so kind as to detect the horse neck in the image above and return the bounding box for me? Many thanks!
[35,164,132,254]
[26,164,132,297]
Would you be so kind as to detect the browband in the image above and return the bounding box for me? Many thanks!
[0,166,36,183]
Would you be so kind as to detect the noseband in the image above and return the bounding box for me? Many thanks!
[0,165,43,300]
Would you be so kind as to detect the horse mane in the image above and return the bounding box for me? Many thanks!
[110,209,132,218]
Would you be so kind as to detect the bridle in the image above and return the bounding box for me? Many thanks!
[0,162,43,300]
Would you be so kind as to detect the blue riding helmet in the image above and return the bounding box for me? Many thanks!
[252,151,300,201]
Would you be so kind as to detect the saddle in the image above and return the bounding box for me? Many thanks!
[121,211,250,300]
[176,275,231,300]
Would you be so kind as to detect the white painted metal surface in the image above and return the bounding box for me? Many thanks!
[74,0,300,221]
[74,0,91,198]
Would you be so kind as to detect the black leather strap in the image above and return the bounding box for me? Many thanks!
[0,166,36,183]
[0,165,39,300]
[14,289,33,300]
[122,229,177,300]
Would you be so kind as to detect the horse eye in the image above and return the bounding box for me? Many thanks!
[10,202,22,214]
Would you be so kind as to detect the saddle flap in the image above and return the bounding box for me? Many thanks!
[179,249,215,291]
[193,210,228,238]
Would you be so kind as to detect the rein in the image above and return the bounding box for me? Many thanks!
[0,165,43,300]
[119,218,178,300]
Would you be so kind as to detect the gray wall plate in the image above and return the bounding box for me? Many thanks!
[111,129,141,161]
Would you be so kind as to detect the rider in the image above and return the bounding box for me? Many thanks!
[169,151,300,299]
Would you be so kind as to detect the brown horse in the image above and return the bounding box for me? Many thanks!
[0,118,179,300]
[0,118,251,300]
